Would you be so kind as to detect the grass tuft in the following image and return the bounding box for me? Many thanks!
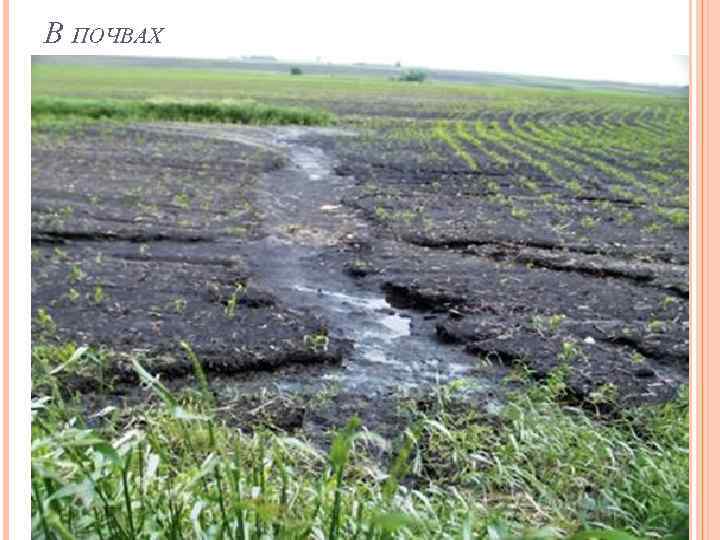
[30,344,688,539]
[31,97,336,126]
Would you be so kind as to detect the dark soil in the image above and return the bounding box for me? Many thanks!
[31,119,688,434]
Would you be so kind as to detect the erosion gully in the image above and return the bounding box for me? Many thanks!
[151,124,499,407]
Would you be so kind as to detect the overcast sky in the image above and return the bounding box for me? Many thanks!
[34,0,690,85]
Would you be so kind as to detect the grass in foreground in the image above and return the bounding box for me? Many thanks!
[31,97,336,127]
[31,344,688,539]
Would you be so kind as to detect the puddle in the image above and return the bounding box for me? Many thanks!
[293,286,411,339]
[288,283,480,395]
[270,127,356,183]
[288,147,330,181]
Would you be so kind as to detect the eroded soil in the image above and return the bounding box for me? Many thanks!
[31,118,688,434]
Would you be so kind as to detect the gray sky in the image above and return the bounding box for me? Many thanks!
[35,0,690,85]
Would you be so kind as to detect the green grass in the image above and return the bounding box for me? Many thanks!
[32,64,685,115]
[31,344,688,539]
[31,97,335,126]
[433,121,478,170]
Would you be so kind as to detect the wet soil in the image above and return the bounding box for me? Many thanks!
[31,120,688,435]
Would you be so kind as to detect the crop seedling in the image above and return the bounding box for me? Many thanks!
[580,216,599,229]
[567,179,583,195]
[374,207,390,221]
[619,210,635,224]
[34,308,56,335]
[224,283,246,319]
[643,222,664,234]
[531,313,566,337]
[304,331,330,352]
[511,206,529,220]
[68,264,86,284]
[647,320,667,334]
[173,298,188,313]
[173,192,192,209]
[92,284,106,304]
[558,339,583,362]
[65,288,80,303]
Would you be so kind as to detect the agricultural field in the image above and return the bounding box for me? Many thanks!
[31,59,688,539]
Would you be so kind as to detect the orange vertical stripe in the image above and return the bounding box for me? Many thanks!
[2,0,8,537]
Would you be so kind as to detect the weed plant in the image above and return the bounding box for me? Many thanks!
[31,344,688,539]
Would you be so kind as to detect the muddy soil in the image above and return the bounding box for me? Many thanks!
[31,120,688,434]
